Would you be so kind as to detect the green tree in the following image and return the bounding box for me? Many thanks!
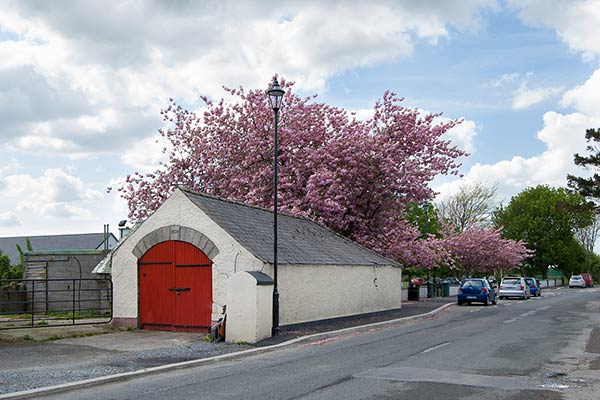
[2,238,33,281]
[568,128,600,201]
[493,185,593,278]
[0,250,21,280]
[404,202,442,239]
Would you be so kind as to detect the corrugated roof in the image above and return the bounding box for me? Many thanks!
[181,188,399,267]
[0,233,117,265]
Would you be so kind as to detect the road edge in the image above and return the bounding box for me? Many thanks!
[0,302,454,400]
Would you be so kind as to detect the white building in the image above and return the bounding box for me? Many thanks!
[95,187,401,342]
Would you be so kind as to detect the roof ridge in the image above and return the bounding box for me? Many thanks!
[178,186,315,223]
[0,232,112,240]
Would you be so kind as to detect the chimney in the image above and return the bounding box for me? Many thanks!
[118,220,129,239]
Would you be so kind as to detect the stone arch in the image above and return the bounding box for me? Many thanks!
[132,225,219,260]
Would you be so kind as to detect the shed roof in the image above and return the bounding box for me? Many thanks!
[181,188,399,267]
[0,233,117,265]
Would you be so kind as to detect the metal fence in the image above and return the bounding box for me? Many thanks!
[0,278,112,330]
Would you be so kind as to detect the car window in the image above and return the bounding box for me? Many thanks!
[462,280,483,287]
[502,278,520,284]
[525,279,533,285]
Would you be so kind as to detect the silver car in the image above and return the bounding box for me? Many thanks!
[569,275,586,288]
[498,277,531,300]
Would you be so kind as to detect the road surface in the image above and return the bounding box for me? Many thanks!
[36,287,600,400]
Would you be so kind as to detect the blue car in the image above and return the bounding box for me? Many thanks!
[457,278,497,306]
[524,277,542,297]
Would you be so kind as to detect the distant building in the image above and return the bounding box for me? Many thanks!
[0,232,118,266]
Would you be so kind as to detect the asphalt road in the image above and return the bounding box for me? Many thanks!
[34,287,600,400]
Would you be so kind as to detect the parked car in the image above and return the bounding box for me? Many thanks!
[410,278,424,286]
[457,278,497,306]
[524,277,542,297]
[443,277,460,284]
[498,277,530,300]
[569,275,586,288]
[580,273,594,288]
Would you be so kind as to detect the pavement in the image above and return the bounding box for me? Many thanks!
[0,297,455,399]
[0,297,454,344]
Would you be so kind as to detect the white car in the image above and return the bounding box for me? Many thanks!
[569,275,586,288]
[498,277,531,300]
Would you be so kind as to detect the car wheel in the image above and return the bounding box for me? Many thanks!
[458,300,464,305]
[484,296,489,306]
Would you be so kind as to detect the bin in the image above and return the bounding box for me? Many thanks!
[407,284,420,301]
[427,282,434,298]
[442,282,450,297]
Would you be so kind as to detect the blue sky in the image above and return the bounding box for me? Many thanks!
[1,1,600,237]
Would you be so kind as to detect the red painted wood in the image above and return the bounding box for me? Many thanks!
[174,241,213,331]
[138,240,213,332]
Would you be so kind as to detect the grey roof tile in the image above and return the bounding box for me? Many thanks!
[0,233,117,265]
[181,188,399,267]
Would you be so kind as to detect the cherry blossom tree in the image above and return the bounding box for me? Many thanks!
[444,226,532,275]
[113,78,467,267]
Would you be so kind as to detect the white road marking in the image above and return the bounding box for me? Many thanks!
[521,310,537,317]
[420,341,452,354]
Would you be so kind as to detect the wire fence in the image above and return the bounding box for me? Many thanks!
[0,278,112,330]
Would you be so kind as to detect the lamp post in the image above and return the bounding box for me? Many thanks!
[267,78,284,336]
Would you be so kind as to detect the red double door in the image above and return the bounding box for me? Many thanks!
[138,240,212,332]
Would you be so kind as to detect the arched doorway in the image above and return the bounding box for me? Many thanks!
[138,240,213,332]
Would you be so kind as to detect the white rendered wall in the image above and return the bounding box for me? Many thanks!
[278,264,402,326]
[111,189,264,323]
[225,272,273,343]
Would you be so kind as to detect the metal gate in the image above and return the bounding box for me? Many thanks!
[138,240,212,332]
[0,278,112,330]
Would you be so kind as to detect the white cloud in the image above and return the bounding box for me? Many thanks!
[0,158,22,174]
[0,211,20,227]
[512,82,563,110]
[560,68,600,115]
[1,168,102,207]
[508,0,600,60]
[436,66,600,203]
[445,119,478,154]
[0,167,117,235]
[0,1,496,159]
[121,136,171,173]
[487,72,520,88]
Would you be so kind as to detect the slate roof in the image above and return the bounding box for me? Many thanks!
[181,188,399,267]
[0,233,117,265]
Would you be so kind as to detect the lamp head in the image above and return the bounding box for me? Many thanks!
[267,78,285,110]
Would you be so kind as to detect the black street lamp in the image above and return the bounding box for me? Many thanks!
[267,77,284,336]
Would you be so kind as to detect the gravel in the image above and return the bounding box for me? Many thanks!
[0,340,251,394]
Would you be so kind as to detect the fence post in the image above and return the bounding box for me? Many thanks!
[31,280,35,328]
[72,279,76,325]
